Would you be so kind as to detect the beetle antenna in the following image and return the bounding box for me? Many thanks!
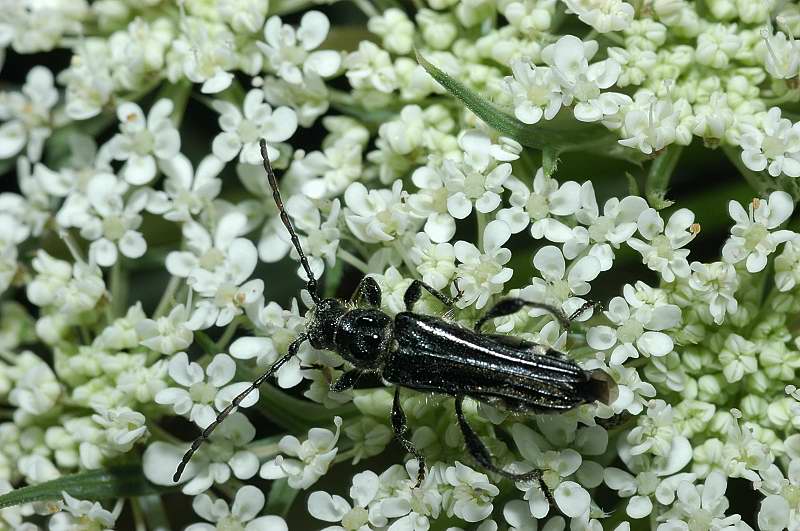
[173,334,308,483]
[259,139,320,303]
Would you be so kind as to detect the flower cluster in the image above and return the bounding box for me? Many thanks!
[0,0,799,529]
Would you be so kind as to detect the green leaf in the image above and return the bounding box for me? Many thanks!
[0,465,168,510]
[415,51,646,165]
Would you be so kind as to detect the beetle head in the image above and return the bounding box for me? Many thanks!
[307,298,347,350]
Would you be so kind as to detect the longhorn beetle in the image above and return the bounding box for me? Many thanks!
[174,138,615,503]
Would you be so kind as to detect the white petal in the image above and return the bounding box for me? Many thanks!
[207,354,236,387]
[213,132,243,161]
[626,495,652,519]
[425,213,456,243]
[119,231,147,258]
[483,220,511,252]
[636,331,673,357]
[587,326,617,350]
[298,11,330,50]
[307,492,350,522]
[0,121,26,158]
[90,238,118,267]
[554,481,590,518]
[533,245,566,280]
[447,192,473,219]
[231,485,265,520]
[122,154,157,185]
[305,50,341,78]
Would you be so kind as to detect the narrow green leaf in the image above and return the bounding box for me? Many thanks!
[0,465,167,510]
[415,51,646,165]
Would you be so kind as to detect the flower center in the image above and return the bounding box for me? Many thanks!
[217,516,245,531]
[463,170,486,199]
[743,223,769,250]
[617,318,643,344]
[526,194,550,220]
[238,119,260,143]
[761,134,787,159]
[103,216,127,241]
[341,506,369,530]
[199,248,225,270]
[189,381,217,404]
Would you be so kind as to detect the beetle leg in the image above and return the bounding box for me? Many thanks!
[350,276,382,307]
[404,280,459,311]
[474,298,570,333]
[568,299,602,321]
[330,369,361,392]
[454,396,556,507]
[391,388,426,487]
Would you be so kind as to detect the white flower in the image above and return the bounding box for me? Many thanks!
[688,261,739,325]
[258,11,341,85]
[604,468,660,519]
[344,41,397,93]
[344,180,418,244]
[0,66,57,161]
[166,212,262,328]
[272,195,341,279]
[107,99,180,185]
[368,8,415,54]
[759,28,800,79]
[588,287,679,365]
[497,168,581,239]
[503,60,563,125]
[540,35,625,123]
[442,157,511,222]
[155,352,258,429]
[144,413,258,493]
[567,183,648,267]
[57,173,148,267]
[718,333,758,383]
[156,153,224,222]
[521,245,600,323]
[377,460,443,531]
[408,164,458,243]
[91,407,148,454]
[618,92,682,154]
[59,38,114,120]
[212,89,298,165]
[656,471,748,530]
[775,237,800,291]
[136,303,194,355]
[261,417,343,489]
[722,191,795,273]
[48,492,120,531]
[563,0,635,33]
[8,351,61,423]
[187,485,287,531]
[739,107,800,177]
[442,462,500,522]
[455,220,514,309]
[408,233,456,290]
[308,470,387,531]
[628,208,698,283]
[167,16,238,94]
[695,23,741,69]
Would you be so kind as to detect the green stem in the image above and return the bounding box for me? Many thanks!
[110,260,127,320]
[645,145,683,209]
[337,249,369,273]
[216,317,241,351]
[351,0,378,17]
[195,331,218,355]
[477,211,488,250]
[153,276,181,319]
[130,497,146,531]
[136,495,171,531]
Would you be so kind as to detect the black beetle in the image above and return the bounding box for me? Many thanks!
[174,139,615,503]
